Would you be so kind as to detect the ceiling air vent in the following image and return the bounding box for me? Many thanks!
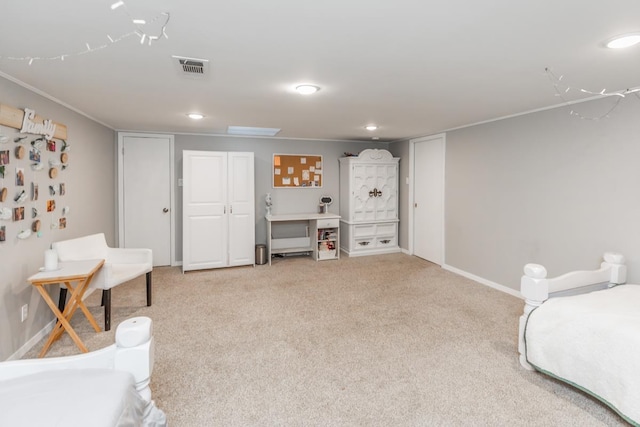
[172,56,210,78]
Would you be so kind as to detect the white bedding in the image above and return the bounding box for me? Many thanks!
[524,284,640,425]
[0,369,166,427]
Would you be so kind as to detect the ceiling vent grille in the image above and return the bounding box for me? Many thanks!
[181,60,204,74]
[172,56,210,78]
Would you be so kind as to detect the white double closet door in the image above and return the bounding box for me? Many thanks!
[182,151,255,272]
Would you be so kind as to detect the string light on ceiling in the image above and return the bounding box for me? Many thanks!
[0,1,170,65]
[545,67,640,121]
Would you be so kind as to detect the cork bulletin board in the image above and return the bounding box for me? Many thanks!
[273,154,323,188]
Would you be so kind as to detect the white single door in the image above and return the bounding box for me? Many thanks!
[227,152,255,266]
[183,151,227,271]
[121,135,172,266]
[413,134,445,265]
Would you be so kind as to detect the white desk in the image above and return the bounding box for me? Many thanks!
[266,213,341,264]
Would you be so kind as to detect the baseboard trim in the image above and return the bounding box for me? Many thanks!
[442,264,522,299]
[6,288,98,361]
[7,319,56,361]
[342,247,402,257]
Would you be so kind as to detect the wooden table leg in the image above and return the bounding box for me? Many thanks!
[49,280,85,343]
[34,284,88,357]
[64,279,101,333]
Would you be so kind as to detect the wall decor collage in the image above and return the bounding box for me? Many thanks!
[0,106,71,243]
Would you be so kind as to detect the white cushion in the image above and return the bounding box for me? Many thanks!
[53,233,109,261]
[52,233,152,291]
[95,263,152,290]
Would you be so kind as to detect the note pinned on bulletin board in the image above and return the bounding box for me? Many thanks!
[272,154,323,188]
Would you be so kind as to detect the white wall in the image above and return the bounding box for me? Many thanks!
[173,134,387,261]
[0,76,116,360]
[392,95,640,291]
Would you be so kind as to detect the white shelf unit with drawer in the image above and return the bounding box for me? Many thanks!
[339,149,400,257]
[313,217,340,261]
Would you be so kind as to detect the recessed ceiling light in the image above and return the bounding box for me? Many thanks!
[605,33,640,49]
[187,113,204,120]
[295,85,320,95]
[365,125,378,131]
[133,19,146,25]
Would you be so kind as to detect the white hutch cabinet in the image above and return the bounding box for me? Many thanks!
[182,150,255,271]
[339,149,400,256]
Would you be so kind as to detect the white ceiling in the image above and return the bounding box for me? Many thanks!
[1,0,640,142]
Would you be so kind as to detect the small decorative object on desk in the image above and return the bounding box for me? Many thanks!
[319,195,333,214]
[265,192,273,216]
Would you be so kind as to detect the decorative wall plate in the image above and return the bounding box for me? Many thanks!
[15,145,25,159]
[60,152,68,163]
[49,167,58,179]
[0,187,6,202]
[32,219,41,232]
[0,207,10,220]
[14,190,27,203]
[31,163,44,171]
[31,138,45,150]
[17,229,32,240]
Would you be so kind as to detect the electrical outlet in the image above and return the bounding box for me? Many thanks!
[21,304,28,322]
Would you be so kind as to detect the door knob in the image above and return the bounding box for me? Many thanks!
[163,208,169,213]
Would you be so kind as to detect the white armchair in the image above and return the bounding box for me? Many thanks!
[52,233,153,331]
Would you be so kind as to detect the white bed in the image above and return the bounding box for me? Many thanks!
[518,252,640,426]
[0,316,166,427]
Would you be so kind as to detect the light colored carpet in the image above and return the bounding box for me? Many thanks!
[26,253,627,426]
